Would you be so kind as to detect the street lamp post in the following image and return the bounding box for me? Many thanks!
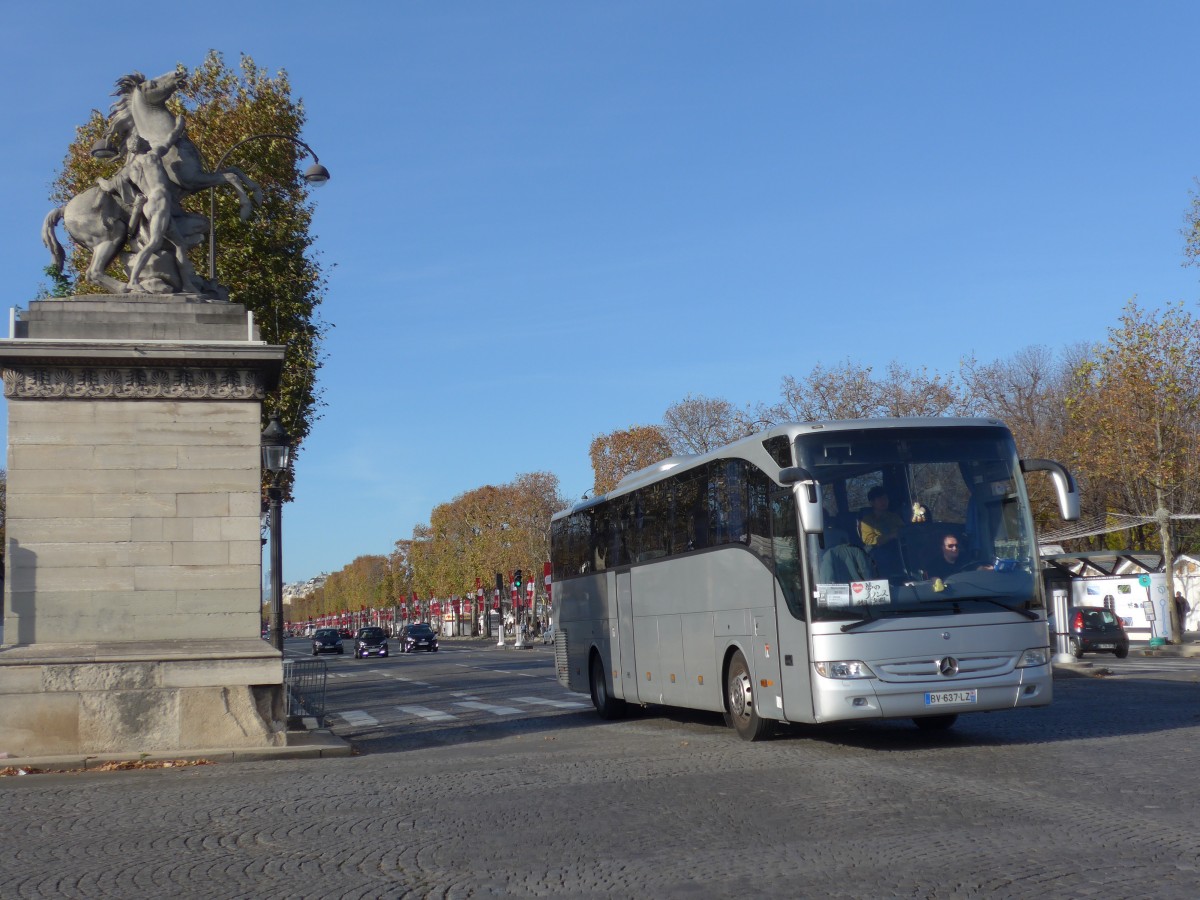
[208,133,330,282]
[261,416,292,653]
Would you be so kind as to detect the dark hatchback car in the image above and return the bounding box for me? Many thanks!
[354,626,389,659]
[1052,606,1130,659]
[311,627,344,656]
[398,623,439,653]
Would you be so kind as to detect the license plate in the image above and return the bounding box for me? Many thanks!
[924,689,977,707]
[1095,643,1114,649]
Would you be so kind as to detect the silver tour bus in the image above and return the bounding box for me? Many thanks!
[549,418,1078,740]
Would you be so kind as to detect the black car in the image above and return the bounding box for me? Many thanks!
[1053,606,1130,659]
[354,626,389,659]
[311,627,344,655]
[398,623,439,653]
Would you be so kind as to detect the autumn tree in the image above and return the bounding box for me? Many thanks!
[409,472,566,613]
[762,360,962,424]
[48,51,328,494]
[960,345,1093,535]
[1185,178,1200,270]
[661,394,757,455]
[319,555,390,615]
[589,425,673,495]
[386,540,416,605]
[1067,301,1200,640]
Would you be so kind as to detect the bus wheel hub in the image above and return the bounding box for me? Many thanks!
[730,671,753,717]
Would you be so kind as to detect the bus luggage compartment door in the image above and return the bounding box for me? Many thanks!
[616,571,638,702]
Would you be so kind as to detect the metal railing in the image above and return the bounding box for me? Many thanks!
[283,658,328,727]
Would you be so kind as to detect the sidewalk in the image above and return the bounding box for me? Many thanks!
[1136,637,1200,657]
[0,727,352,773]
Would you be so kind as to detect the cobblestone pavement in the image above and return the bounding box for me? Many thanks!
[2,672,1199,899]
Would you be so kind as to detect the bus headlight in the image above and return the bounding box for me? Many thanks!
[814,660,875,679]
[1017,647,1050,668]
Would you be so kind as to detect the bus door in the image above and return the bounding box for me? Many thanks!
[774,597,815,724]
[616,570,639,702]
[770,483,816,724]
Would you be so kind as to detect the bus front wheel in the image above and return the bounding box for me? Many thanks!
[724,651,774,741]
[589,652,627,720]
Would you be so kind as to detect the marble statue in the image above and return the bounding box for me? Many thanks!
[42,67,263,299]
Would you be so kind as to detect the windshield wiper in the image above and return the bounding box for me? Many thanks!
[923,596,1038,620]
[839,608,907,632]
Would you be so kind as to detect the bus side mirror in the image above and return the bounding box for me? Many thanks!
[1021,458,1080,522]
[780,466,824,534]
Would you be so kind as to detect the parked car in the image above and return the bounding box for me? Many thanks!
[311,627,344,656]
[398,623,439,653]
[1051,606,1129,659]
[354,626,389,659]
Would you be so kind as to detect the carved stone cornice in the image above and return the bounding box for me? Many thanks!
[3,366,268,400]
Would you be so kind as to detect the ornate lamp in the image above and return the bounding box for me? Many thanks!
[209,134,330,282]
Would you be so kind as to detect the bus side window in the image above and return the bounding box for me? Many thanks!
[592,505,609,572]
[671,473,699,553]
[637,484,669,561]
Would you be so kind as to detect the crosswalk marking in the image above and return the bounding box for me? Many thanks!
[454,701,523,716]
[330,693,589,729]
[396,705,458,722]
[511,696,589,709]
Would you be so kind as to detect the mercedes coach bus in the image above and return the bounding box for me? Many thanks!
[550,418,1078,740]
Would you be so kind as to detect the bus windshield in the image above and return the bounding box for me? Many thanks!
[794,425,1041,623]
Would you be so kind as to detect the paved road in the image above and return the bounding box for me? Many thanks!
[3,643,1200,899]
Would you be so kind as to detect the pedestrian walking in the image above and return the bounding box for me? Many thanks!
[1174,592,1191,640]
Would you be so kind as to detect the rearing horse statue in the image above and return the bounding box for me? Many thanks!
[43,66,263,297]
[107,67,262,221]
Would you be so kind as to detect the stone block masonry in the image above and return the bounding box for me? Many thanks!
[6,400,262,644]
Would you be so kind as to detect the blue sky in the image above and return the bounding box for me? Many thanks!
[4,2,1200,582]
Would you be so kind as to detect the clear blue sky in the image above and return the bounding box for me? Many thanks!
[4,2,1199,582]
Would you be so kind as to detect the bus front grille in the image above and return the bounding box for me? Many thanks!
[875,653,1016,681]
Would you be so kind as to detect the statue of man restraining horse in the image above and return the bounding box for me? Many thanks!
[42,66,262,300]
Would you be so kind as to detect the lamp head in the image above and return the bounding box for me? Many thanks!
[261,416,292,474]
[90,138,119,161]
[303,163,330,185]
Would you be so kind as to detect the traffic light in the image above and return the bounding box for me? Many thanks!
[514,569,522,589]
[495,572,503,592]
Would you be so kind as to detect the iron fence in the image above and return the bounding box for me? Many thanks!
[283,658,328,727]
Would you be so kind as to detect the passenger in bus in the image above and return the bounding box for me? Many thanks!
[858,486,904,549]
[820,524,873,583]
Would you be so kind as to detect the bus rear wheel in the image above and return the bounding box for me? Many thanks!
[724,651,774,741]
[589,652,627,720]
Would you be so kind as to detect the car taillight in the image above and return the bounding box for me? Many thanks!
[1071,611,1084,630]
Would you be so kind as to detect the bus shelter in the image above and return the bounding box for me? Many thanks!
[1041,551,1168,642]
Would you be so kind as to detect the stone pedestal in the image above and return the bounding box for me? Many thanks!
[0,295,288,758]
